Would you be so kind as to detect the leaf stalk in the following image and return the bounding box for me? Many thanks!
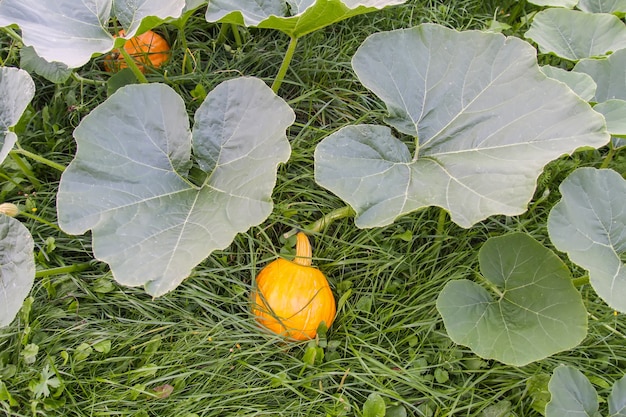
[272,36,299,94]
[119,46,149,84]
[10,147,66,173]
[35,262,93,278]
[284,205,356,239]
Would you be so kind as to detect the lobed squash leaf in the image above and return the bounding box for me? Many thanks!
[577,0,626,15]
[57,77,295,296]
[548,168,626,313]
[609,374,626,417]
[546,366,600,417]
[527,0,577,7]
[436,233,587,366]
[524,9,626,61]
[314,24,608,229]
[0,215,35,328]
[540,65,597,102]
[0,67,35,165]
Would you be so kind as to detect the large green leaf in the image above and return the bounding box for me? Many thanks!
[0,215,35,327]
[577,0,626,15]
[574,48,626,103]
[593,100,626,137]
[540,65,597,102]
[546,366,600,417]
[57,78,295,296]
[548,168,626,313]
[205,0,407,38]
[0,0,184,68]
[314,24,608,229]
[524,9,626,61]
[20,47,72,84]
[0,67,35,165]
[609,374,626,417]
[528,0,577,7]
[574,48,626,148]
[436,233,587,366]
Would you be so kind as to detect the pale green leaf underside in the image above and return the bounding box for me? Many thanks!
[183,0,207,13]
[548,168,626,313]
[577,0,626,15]
[524,9,626,61]
[546,366,599,417]
[0,215,35,328]
[594,100,626,136]
[574,48,626,103]
[205,0,407,38]
[436,233,587,366]
[609,375,626,417]
[314,24,608,229]
[0,0,184,68]
[57,78,295,296]
[540,65,597,102]
[528,0,577,7]
[0,67,35,165]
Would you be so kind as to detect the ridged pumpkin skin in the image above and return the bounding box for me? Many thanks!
[252,234,336,341]
[103,30,170,73]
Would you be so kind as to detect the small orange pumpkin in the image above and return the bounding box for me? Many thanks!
[103,29,170,73]
[252,232,336,341]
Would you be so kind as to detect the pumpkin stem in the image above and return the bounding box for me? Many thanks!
[294,232,313,267]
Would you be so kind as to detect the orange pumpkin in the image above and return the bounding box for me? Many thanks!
[252,232,336,341]
[103,29,170,73]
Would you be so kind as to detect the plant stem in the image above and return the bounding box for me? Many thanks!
[119,47,149,84]
[600,144,616,169]
[283,206,356,239]
[35,263,93,278]
[217,24,229,44]
[71,72,106,86]
[231,24,242,49]
[572,275,589,287]
[272,36,298,94]
[11,147,66,172]
[2,27,23,43]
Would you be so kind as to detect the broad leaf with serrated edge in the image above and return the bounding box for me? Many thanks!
[314,24,608,229]
[548,168,626,313]
[0,67,35,164]
[57,78,294,296]
[205,0,407,38]
[436,233,587,366]
[0,215,35,327]
[0,0,184,68]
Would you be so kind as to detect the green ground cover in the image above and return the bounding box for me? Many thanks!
[1,1,625,416]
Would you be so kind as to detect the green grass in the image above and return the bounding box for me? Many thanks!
[1,1,626,416]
